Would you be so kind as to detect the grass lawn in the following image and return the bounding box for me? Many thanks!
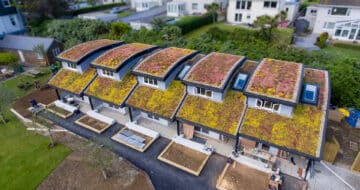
[118,10,134,18]
[185,22,242,39]
[322,46,360,60]
[0,67,71,189]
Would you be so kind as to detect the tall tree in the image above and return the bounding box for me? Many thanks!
[205,3,219,24]
[253,15,279,42]
[108,22,131,39]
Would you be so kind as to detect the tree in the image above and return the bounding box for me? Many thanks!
[88,137,113,180]
[0,86,15,124]
[33,44,49,65]
[160,26,182,42]
[205,3,219,24]
[108,22,131,39]
[253,15,279,42]
[0,52,18,65]
[151,18,167,31]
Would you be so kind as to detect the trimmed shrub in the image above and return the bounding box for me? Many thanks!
[174,14,214,34]
[315,32,329,49]
[333,42,360,51]
[72,3,126,15]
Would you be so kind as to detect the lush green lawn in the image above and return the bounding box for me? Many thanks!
[0,68,71,190]
[185,22,242,39]
[118,10,134,18]
[322,46,360,60]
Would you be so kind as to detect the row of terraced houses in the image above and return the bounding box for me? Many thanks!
[47,39,330,179]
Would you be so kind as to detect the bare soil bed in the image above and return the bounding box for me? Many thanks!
[159,142,208,172]
[77,115,109,131]
[217,162,269,190]
[38,132,154,190]
[326,120,360,167]
[12,87,58,118]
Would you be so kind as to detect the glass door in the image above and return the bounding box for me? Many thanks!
[349,28,357,40]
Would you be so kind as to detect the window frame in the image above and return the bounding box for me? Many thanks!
[67,62,76,69]
[143,76,158,87]
[102,69,114,77]
[330,7,348,16]
[256,98,281,113]
[194,87,212,98]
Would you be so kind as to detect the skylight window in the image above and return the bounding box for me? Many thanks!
[232,73,248,91]
[177,65,191,79]
[301,84,319,105]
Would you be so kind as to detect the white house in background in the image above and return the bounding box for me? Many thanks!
[303,0,360,42]
[130,0,164,12]
[166,0,227,17]
[227,0,300,24]
[100,0,126,4]
[0,0,26,38]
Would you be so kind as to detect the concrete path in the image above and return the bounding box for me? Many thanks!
[42,112,227,190]
[118,6,166,23]
[294,33,320,51]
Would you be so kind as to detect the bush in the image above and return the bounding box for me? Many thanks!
[333,42,360,51]
[72,2,126,15]
[0,53,18,65]
[315,32,329,49]
[174,14,214,34]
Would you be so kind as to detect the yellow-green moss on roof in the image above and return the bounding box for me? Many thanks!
[48,68,96,95]
[177,91,246,136]
[240,105,325,157]
[126,80,186,119]
[85,73,137,105]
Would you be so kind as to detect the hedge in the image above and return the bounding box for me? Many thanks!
[72,2,126,15]
[333,42,360,51]
[174,14,215,34]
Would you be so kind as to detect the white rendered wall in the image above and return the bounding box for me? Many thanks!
[186,85,223,102]
[140,111,170,126]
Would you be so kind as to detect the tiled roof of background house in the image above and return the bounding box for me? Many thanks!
[85,73,137,106]
[240,68,330,157]
[57,39,120,63]
[183,52,245,90]
[91,43,156,70]
[319,0,360,6]
[245,58,303,104]
[126,80,186,120]
[0,35,55,51]
[177,91,247,136]
[48,68,97,95]
[133,47,197,79]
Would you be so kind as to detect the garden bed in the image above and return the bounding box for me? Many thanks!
[111,127,156,152]
[46,103,73,119]
[216,162,269,190]
[157,141,210,176]
[75,115,112,134]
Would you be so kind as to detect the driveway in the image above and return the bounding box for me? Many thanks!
[118,6,166,23]
[42,112,227,190]
[294,33,320,51]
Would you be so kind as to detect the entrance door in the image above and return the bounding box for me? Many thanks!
[183,123,194,139]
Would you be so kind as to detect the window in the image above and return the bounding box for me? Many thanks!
[102,69,114,77]
[2,0,10,7]
[147,113,159,120]
[144,77,158,86]
[331,7,348,16]
[194,126,209,134]
[52,48,60,56]
[247,15,251,19]
[310,9,317,15]
[323,22,335,29]
[341,30,349,37]
[9,16,16,26]
[236,0,251,10]
[192,3,198,10]
[285,7,289,12]
[256,99,280,112]
[195,87,212,98]
[37,52,43,59]
[261,144,270,151]
[335,29,342,36]
[264,1,277,8]
[202,127,209,134]
[67,62,76,69]
[235,13,242,22]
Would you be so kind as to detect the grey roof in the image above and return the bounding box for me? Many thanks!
[0,35,56,51]
[319,0,360,6]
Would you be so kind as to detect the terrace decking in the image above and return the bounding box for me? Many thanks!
[57,39,120,63]
[157,139,211,176]
[85,73,137,106]
[133,47,197,79]
[183,52,244,90]
[245,58,303,104]
[91,43,156,70]
[48,68,97,95]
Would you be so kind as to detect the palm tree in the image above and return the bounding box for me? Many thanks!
[205,3,219,24]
